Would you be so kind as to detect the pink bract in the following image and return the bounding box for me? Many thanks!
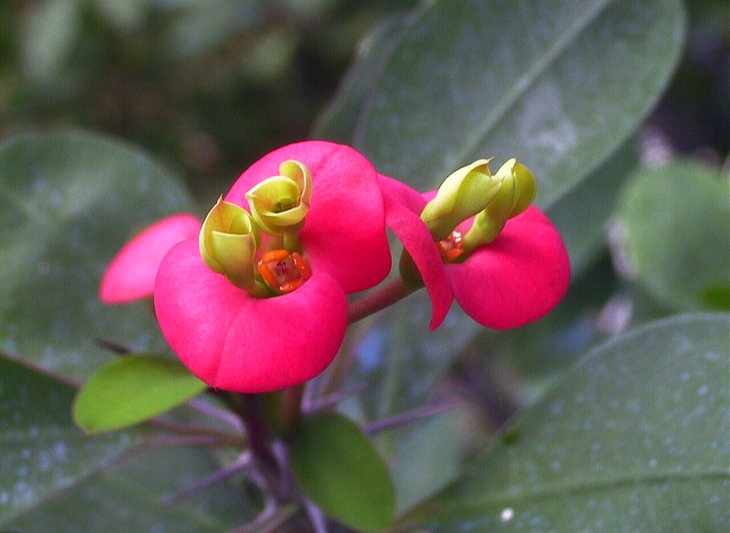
[226,141,391,294]
[143,141,391,392]
[155,240,348,392]
[99,214,201,304]
[379,175,453,329]
[379,178,570,329]
[448,206,570,329]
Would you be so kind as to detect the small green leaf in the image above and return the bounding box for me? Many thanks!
[289,412,396,531]
[73,354,207,433]
[613,160,730,311]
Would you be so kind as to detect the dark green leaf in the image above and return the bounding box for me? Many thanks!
[406,313,730,532]
[547,139,639,275]
[312,14,412,141]
[5,444,256,532]
[0,131,197,381]
[320,0,684,209]
[290,412,396,531]
[0,356,142,525]
[613,160,730,311]
[73,354,207,433]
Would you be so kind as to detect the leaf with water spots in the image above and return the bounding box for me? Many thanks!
[0,355,255,531]
[405,313,730,531]
[0,355,142,525]
[0,131,197,381]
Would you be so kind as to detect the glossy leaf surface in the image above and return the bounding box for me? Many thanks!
[0,131,197,380]
[318,0,684,210]
[407,313,730,532]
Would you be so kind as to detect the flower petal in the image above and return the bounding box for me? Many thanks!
[225,141,390,293]
[154,239,348,393]
[448,206,570,329]
[100,214,201,304]
[379,175,453,329]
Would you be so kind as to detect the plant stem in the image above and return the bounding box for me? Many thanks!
[282,383,304,431]
[347,277,417,324]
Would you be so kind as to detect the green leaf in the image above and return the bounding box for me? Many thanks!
[73,354,207,433]
[613,160,730,311]
[318,0,685,208]
[5,444,256,532]
[289,412,396,531]
[0,356,142,525]
[547,139,639,275]
[406,313,730,531]
[312,14,411,141]
[0,131,197,381]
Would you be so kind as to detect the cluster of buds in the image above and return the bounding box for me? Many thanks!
[100,141,569,393]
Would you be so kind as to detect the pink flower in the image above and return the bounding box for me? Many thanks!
[100,214,202,304]
[100,141,391,393]
[379,175,570,330]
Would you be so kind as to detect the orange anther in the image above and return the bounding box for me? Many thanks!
[260,249,290,263]
[257,249,312,294]
[437,231,465,263]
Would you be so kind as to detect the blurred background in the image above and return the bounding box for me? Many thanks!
[1,0,726,206]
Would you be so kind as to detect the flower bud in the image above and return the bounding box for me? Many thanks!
[462,158,537,253]
[199,198,260,289]
[420,159,501,240]
[246,160,313,236]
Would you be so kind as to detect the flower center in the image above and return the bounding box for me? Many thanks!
[437,230,465,262]
[257,249,312,294]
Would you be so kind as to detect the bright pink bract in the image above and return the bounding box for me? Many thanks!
[380,178,570,329]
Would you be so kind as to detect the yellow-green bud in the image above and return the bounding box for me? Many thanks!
[199,197,260,289]
[245,160,313,236]
[462,158,537,253]
[420,159,501,240]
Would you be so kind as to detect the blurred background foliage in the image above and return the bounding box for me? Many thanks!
[0,0,420,204]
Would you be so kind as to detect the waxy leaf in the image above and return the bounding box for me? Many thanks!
[289,412,396,532]
[0,131,196,380]
[0,356,141,525]
[73,354,207,433]
[406,313,730,532]
[5,441,255,532]
[317,0,684,209]
[613,160,730,311]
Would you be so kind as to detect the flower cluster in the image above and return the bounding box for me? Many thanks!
[100,141,569,393]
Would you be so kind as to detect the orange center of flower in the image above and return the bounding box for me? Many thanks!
[257,249,312,294]
[437,230,465,262]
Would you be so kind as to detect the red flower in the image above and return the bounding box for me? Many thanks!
[100,141,391,392]
[380,175,570,330]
